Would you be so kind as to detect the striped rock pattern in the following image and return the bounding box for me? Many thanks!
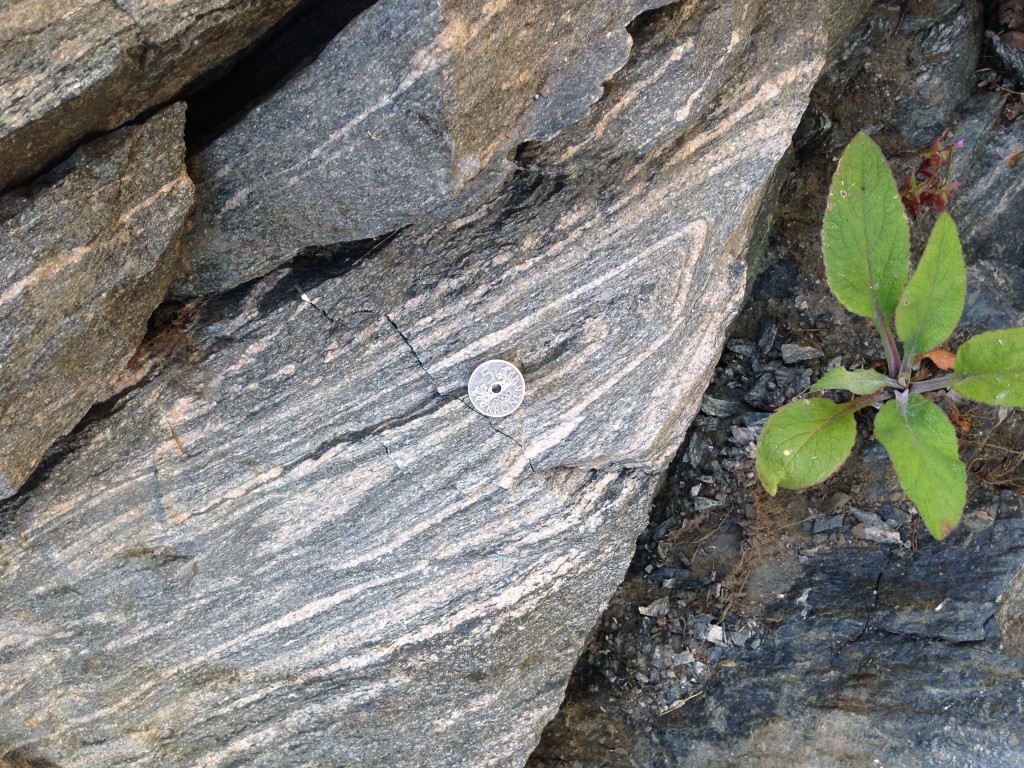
[176,0,675,297]
[0,0,305,193]
[0,1,868,766]
[0,104,194,500]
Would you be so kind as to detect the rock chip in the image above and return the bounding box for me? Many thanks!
[812,513,846,533]
[988,29,1024,86]
[0,104,193,500]
[780,342,824,363]
[0,0,306,193]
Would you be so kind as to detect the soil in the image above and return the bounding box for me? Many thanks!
[529,2,1024,764]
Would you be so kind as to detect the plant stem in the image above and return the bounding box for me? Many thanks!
[908,374,963,395]
[897,344,915,387]
[827,390,893,422]
[849,390,892,412]
[873,308,901,379]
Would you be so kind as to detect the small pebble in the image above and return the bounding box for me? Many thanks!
[781,343,824,363]
[726,339,757,357]
[701,394,742,417]
[757,320,777,356]
[693,497,723,511]
[878,503,910,526]
[851,508,886,528]
[812,513,846,533]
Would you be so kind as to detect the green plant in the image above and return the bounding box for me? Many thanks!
[755,132,1024,541]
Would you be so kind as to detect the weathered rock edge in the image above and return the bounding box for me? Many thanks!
[0,0,306,193]
[0,104,194,500]
[176,0,676,297]
[1,1,866,766]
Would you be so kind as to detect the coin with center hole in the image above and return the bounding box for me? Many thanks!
[467,360,525,417]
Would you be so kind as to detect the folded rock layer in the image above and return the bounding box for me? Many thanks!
[0,0,868,765]
[177,0,675,297]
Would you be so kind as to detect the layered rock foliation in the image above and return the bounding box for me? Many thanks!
[0,0,305,193]
[953,90,1024,330]
[0,104,194,500]
[618,499,1024,768]
[1,1,866,767]
[177,0,674,296]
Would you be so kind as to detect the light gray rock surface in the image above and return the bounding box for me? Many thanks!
[181,0,870,298]
[0,104,194,501]
[177,0,672,297]
[0,0,304,193]
[1,1,867,766]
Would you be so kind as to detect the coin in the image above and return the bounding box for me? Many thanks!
[467,360,525,417]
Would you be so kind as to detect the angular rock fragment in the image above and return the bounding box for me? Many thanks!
[988,29,1024,86]
[780,343,824,363]
[0,0,306,193]
[0,104,194,499]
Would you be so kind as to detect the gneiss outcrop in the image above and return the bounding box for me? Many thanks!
[1,0,869,765]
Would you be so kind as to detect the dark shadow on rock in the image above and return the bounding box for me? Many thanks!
[0,749,61,768]
[184,0,380,151]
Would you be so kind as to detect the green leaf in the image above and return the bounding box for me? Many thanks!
[822,132,910,321]
[875,395,966,541]
[953,326,1024,407]
[895,213,966,358]
[756,398,857,495]
[810,367,895,395]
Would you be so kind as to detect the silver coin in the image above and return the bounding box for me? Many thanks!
[468,360,525,417]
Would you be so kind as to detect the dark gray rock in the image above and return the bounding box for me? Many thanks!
[540,495,1024,767]
[887,0,982,145]
[808,0,981,150]
[744,366,812,410]
[989,29,1024,86]
[952,91,1024,329]
[0,1,858,765]
[676,507,1024,767]
[177,0,675,297]
[0,0,306,194]
[726,339,757,358]
[812,513,846,533]
[780,343,824,363]
[757,319,778,358]
[879,502,911,526]
[0,104,194,500]
[700,392,742,418]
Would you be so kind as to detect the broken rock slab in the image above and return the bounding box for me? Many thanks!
[0,104,194,500]
[176,0,675,297]
[181,0,874,299]
[2,1,865,766]
[0,0,306,193]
